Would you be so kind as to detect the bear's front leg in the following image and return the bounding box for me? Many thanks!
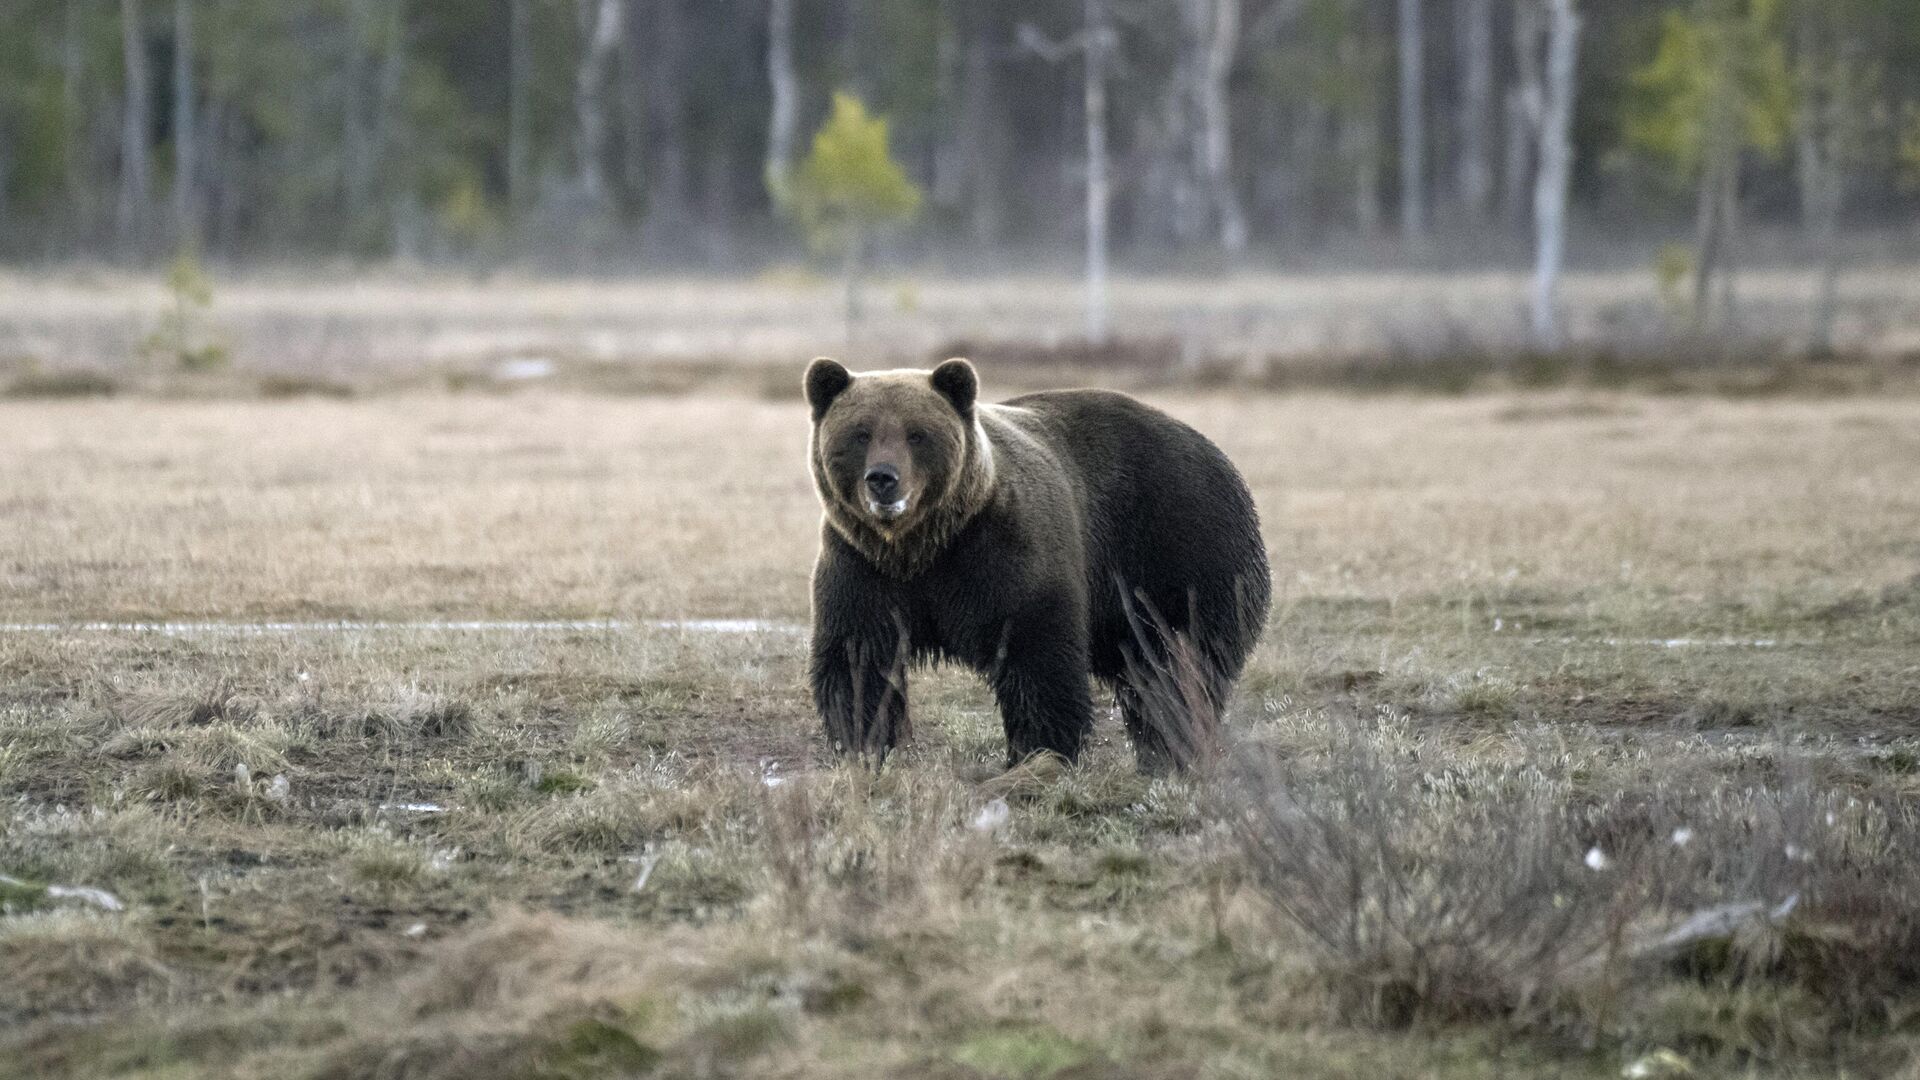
[810,551,912,759]
[810,614,911,759]
[988,599,1094,765]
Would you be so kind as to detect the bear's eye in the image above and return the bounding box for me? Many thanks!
[852,431,871,446]
[906,431,925,446]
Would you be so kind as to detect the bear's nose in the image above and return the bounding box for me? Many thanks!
[864,464,900,498]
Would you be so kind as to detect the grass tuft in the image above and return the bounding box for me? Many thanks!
[949,1026,1093,1080]
[4,369,119,399]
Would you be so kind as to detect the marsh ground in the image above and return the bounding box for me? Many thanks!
[3,387,1920,1078]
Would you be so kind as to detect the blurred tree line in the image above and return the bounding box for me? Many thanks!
[1,0,1918,273]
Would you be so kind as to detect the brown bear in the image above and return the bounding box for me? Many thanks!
[804,357,1270,770]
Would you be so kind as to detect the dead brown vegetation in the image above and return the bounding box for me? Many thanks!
[2,388,1919,1077]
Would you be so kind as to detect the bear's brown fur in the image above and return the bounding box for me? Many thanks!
[805,357,1270,769]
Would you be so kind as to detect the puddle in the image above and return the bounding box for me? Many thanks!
[0,622,1797,648]
[1523,637,1810,649]
[656,618,797,633]
[0,618,805,637]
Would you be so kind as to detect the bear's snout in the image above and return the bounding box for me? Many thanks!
[863,463,908,517]
[864,463,900,499]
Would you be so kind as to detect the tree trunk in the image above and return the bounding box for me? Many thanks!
[1529,0,1579,348]
[640,0,692,246]
[0,131,9,252]
[1339,29,1382,239]
[379,4,407,151]
[932,0,964,207]
[379,0,410,255]
[1807,126,1842,352]
[959,7,1003,247]
[1284,97,1329,245]
[1690,147,1741,329]
[1794,78,1820,235]
[1692,155,1722,320]
[1692,103,1739,326]
[1456,0,1494,219]
[343,0,373,220]
[1503,0,1542,228]
[1691,11,1744,330]
[1797,77,1838,351]
[202,95,234,251]
[508,0,532,211]
[119,0,151,254]
[1166,4,1205,245]
[65,0,85,210]
[1345,113,1382,237]
[574,0,623,206]
[616,0,647,202]
[1195,0,1246,254]
[1796,26,1860,355]
[1396,0,1426,240]
[1717,149,1739,326]
[1085,0,1112,342]
[766,0,799,194]
[702,143,737,264]
[173,0,197,246]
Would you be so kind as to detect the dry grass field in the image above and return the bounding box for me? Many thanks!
[4,384,1920,1078]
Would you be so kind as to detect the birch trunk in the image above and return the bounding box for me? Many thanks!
[380,7,406,193]
[642,0,691,243]
[616,0,647,200]
[1796,29,1862,354]
[172,0,196,245]
[344,0,373,218]
[572,0,618,206]
[766,0,799,193]
[1345,108,1382,236]
[1456,0,1494,218]
[1692,112,1738,325]
[1085,0,1112,342]
[119,0,151,252]
[1397,0,1426,240]
[1691,9,1744,329]
[574,0,623,205]
[959,13,1002,245]
[1717,145,1740,326]
[508,0,532,210]
[64,0,85,212]
[1807,124,1842,352]
[1502,0,1542,228]
[932,0,963,207]
[1529,0,1579,348]
[379,1,411,256]
[1339,29,1383,239]
[1196,0,1246,253]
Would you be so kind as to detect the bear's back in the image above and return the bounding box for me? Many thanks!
[986,389,1267,646]
[990,388,1249,527]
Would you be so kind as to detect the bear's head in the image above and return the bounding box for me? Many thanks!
[804,357,995,577]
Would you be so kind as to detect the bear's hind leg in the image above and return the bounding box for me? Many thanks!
[988,605,1094,766]
[1114,680,1173,775]
[1113,635,1229,773]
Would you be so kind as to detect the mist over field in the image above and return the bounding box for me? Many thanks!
[6,2,1920,1078]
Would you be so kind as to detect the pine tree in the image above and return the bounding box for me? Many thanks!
[775,92,923,343]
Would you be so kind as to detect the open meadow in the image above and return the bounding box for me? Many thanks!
[4,384,1920,1078]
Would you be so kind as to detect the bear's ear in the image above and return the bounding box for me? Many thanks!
[804,357,853,420]
[930,358,978,417]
